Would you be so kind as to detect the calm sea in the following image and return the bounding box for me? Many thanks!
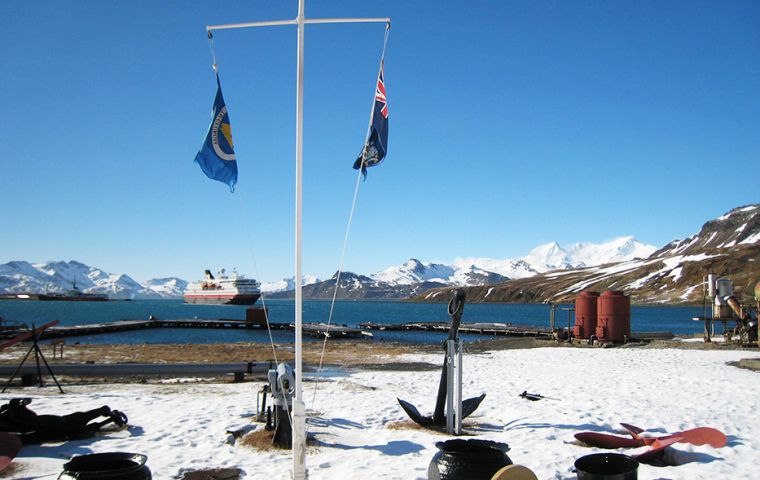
[0,299,706,345]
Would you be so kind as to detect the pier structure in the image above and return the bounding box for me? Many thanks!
[0,318,370,341]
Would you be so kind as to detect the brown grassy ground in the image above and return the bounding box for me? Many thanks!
[0,340,431,366]
[0,337,558,367]
[0,335,752,385]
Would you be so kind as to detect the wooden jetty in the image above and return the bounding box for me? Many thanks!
[357,321,553,338]
[300,322,372,339]
[0,318,372,341]
[38,318,256,339]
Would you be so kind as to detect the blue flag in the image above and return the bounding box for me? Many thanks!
[354,61,388,178]
[195,75,237,192]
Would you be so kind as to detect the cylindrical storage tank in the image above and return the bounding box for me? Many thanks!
[574,291,599,339]
[595,291,631,343]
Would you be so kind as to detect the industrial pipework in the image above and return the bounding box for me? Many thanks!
[702,274,758,344]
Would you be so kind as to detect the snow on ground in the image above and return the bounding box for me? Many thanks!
[8,347,759,479]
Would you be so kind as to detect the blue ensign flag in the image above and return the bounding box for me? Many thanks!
[354,61,388,178]
[194,75,238,192]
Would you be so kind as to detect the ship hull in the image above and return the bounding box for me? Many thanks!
[0,293,109,302]
[183,293,261,305]
[37,294,109,302]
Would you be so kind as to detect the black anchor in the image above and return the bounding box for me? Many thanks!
[397,289,486,429]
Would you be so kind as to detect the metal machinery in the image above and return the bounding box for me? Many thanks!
[701,274,758,345]
[256,363,296,448]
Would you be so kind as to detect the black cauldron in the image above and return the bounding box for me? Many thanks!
[59,452,151,480]
[428,439,512,480]
[574,453,638,480]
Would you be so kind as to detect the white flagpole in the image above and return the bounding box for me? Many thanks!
[292,1,307,478]
[207,4,390,478]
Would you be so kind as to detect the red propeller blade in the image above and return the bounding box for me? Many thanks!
[574,432,643,449]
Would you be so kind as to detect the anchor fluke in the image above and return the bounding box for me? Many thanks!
[397,393,486,429]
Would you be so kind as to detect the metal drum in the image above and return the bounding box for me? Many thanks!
[428,439,512,480]
[58,453,151,480]
[574,291,599,339]
[575,453,638,480]
[595,291,630,343]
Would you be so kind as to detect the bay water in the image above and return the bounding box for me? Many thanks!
[0,299,706,345]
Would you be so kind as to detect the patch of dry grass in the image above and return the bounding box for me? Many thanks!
[239,428,284,451]
[0,340,427,366]
[238,427,321,452]
[386,419,426,431]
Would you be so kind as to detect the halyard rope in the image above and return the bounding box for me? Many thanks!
[208,30,280,366]
[308,22,390,417]
[308,167,364,412]
[237,193,279,366]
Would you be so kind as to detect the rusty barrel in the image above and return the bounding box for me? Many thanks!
[573,291,599,339]
[595,291,631,343]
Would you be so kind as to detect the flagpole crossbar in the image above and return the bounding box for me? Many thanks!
[207,17,389,33]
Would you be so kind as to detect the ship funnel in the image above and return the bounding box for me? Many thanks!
[205,269,215,280]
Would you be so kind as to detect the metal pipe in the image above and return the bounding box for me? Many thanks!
[304,17,390,25]
[206,17,388,32]
[207,19,297,32]
[0,362,269,377]
[292,3,307,477]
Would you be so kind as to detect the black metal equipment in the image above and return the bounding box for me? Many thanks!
[267,363,295,448]
[1,323,63,394]
[397,289,485,431]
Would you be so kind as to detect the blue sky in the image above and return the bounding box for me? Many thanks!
[1,1,758,283]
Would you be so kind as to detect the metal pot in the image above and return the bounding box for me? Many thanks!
[575,453,638,480]
[58,452,151,480]
[428,439,512,480]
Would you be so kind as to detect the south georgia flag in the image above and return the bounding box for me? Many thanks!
[194,75,238,192]
[354,60,388,179]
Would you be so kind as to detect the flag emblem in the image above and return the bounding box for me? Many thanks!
[211,105,235,161]
[195,75,238,192]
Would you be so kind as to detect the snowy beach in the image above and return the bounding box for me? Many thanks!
[4,346,758,479]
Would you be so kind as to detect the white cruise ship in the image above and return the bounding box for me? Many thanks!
[183,269,261,305]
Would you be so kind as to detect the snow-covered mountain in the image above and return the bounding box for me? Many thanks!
[267,237,655,299]
[142,277,188,298]
[372,259,455,285]
[260,275,321,294]
[0,261,183,299]
[0,237,657,300]
[372,258,510,287]
[522,236,657,272]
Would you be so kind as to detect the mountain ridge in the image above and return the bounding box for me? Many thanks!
[6,206,753,304]
[267,236,657,299]
[413,204,760,305]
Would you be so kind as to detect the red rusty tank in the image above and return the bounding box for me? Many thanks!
[573,291,599,339]
[595,290,631,343]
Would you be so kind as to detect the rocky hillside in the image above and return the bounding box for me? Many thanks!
[413,204,760,305]
[267,271,452,300]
